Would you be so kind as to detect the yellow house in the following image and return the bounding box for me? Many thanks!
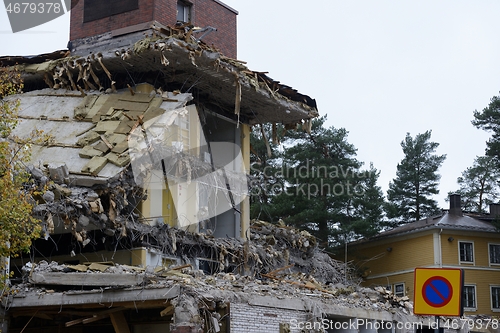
[346,194,500,316]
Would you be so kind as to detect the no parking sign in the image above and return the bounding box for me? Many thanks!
[414,268,464,316]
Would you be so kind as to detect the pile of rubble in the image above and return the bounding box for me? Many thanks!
[11,219,415,317]
[28,164,143,243]
[16,259,414,315]
[27,160,356,285]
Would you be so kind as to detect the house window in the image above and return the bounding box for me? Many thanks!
[177,1,191,23]
[492,286,500,311]
[459,241,474,263]
[490,244,500,265]
[394,283,405,297]
[84,0,139,23]
[463,285,476,310]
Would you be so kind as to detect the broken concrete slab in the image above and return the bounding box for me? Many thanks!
[29,272,144,287]
[48,163,69,184]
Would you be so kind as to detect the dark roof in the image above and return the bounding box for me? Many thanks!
[353,211,498,245]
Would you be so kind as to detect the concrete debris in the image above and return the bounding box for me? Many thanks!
[28,165,142,243]
[10,254,417,331]
[25,160,357,287]
[13,221,415,315]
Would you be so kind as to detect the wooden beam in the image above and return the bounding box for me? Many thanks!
[65,307,127,327]
[82,314,108,324]
[266,264,295,277]
[110,311,131,333]
[160,305,174,317]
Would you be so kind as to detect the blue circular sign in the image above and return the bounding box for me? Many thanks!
[422,276,453,307]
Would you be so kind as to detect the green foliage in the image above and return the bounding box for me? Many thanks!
[0,68,43,293]
[249,123,285,221]
[450,155,499,213]
[249,116,386,249]
[349,163,385,238]
[386,130,446,225]
[472,94,500,162]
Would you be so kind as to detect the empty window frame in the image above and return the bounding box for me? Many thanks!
[463,285,476,310]
[459,241,474,263]
[492,286,500,311]
[394,283,405,297]
[490,243,500,265]
[177,1,191,22]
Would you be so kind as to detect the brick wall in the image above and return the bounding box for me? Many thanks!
[70,0,237,58]
[153,0,177,29]
[70,0,155,40]
[191,0,237,58]
[230,303,308,333]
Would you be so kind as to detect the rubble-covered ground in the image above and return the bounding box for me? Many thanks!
[8,216,415,318]
[10,167,494,331]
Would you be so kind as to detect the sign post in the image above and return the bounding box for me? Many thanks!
[414,268,464,317]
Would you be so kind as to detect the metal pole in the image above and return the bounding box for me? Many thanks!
[344,236,348,283]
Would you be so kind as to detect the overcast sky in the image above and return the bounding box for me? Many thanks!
[1,1,500,208]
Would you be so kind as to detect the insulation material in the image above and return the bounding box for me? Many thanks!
[260,124,272,158]
[81,156,108,175]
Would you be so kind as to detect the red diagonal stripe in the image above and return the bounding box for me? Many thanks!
[429,282,446,302]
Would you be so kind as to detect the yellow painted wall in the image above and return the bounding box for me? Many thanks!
[162,186,177,226]
[441,232,500,267]
[461,269,500,315]
[240,123,250,239]
[363,267,500,315]
[352,230,500,315]
[139,105,201,230]
[349,233,434,277]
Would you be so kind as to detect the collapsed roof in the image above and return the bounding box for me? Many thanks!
[0,22,318,126]
[0,22,320,246]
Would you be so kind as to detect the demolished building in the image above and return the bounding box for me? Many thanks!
[0,1,468,332]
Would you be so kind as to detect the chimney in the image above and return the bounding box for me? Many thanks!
[490,203,500,217]
[69,0,238,58]
[449,194,462,216]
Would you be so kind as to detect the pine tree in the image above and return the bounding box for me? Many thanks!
[386,130,446,224]
[472,94,500,162]
[248,123,284,221]
[264,116,386,247]
[451,155,499,213]
[349,163,385,238]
